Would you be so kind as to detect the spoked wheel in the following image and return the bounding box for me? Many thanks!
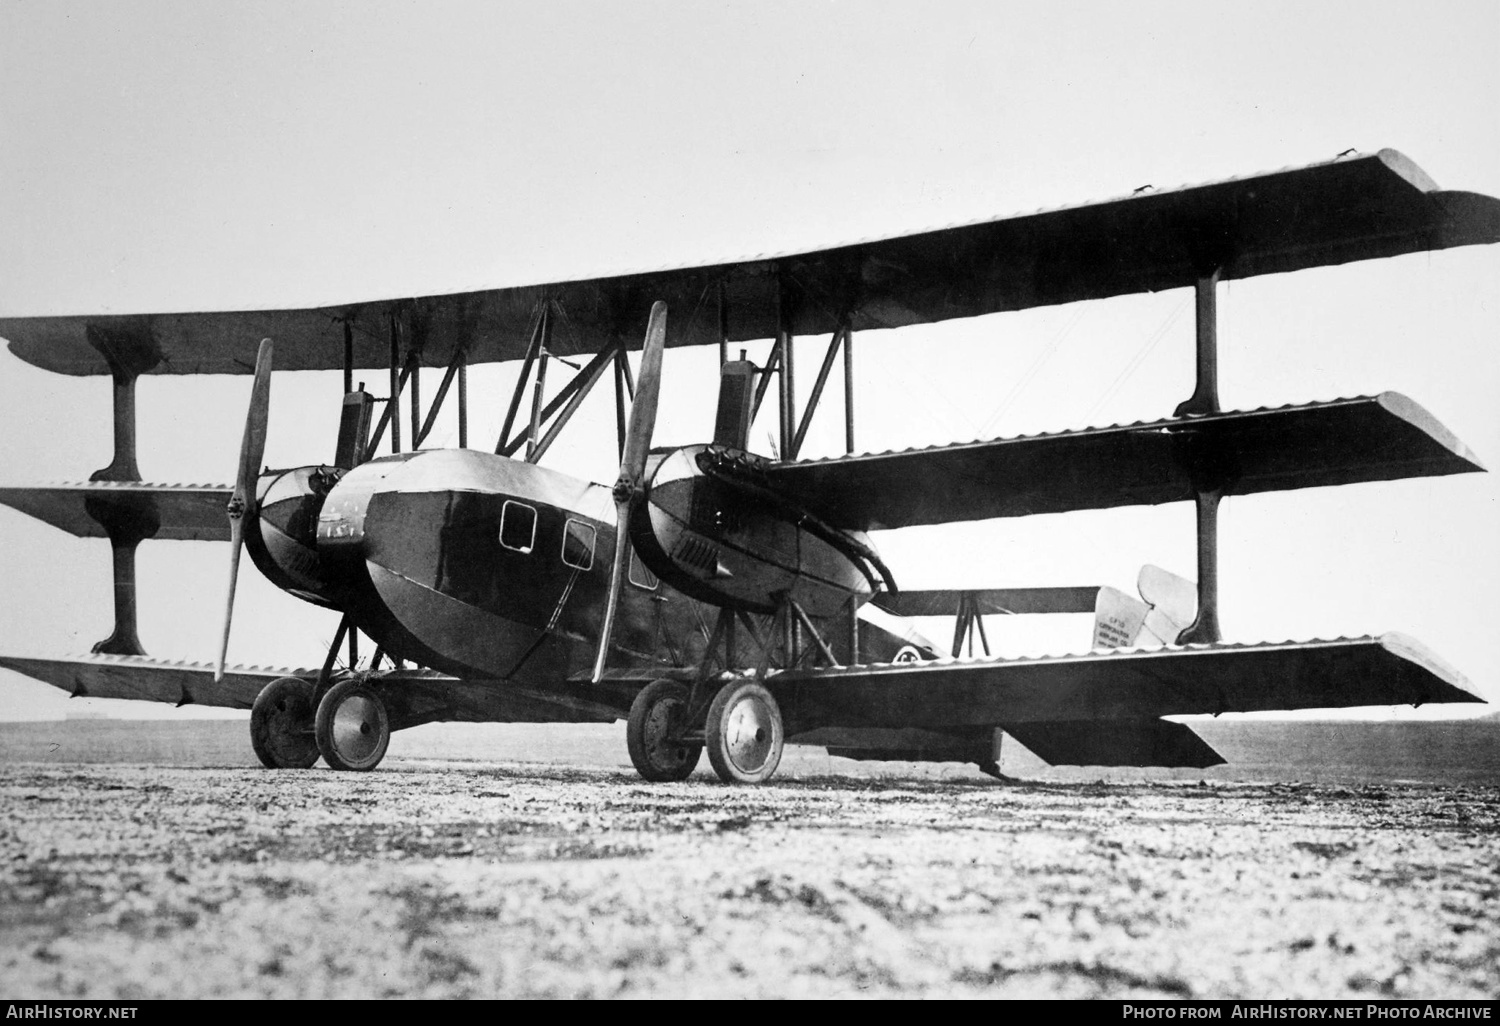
[314,678,391,772]
[626,680,703,782]
[705,679,784,785]
[249,676,320,769]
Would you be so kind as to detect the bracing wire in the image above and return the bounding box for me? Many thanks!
[976,307,1087,438]
[1082,297,1189,425]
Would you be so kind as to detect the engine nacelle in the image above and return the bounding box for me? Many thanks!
[631,444,880,617]
[245,466,345,609]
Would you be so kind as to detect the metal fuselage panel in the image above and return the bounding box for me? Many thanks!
[314,449,706,683]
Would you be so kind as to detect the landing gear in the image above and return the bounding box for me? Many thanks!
[705,679,784,785]
[626,680,703,782]
[249,676,320,769]
[314,677,391,772]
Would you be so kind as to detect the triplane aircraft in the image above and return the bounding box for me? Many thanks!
[2,149,1497,783]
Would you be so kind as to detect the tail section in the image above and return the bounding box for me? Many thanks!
[1092,565,1198,650]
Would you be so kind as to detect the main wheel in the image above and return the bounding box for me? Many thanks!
[705,679,784,784]
[314,678,391,772]
[250,676,320,769]
[626,680,702,782]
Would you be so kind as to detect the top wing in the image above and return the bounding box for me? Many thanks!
[4,149,1498,377]
[760,392,1484,530]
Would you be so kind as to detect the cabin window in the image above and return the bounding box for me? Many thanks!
[562,519,596,570]
[628,548,659,591]
[499,501,537,553]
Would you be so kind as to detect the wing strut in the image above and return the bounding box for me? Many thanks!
[1175,269,1222,417]
[83,324,164,655]
[1173,268,1224,640]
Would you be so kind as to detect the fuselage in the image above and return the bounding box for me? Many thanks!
[245,448,901,684]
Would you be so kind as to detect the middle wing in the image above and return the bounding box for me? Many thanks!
[0,481,232,540]
[762,392,1483,530]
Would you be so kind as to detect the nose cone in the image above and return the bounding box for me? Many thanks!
[245,466,345,608]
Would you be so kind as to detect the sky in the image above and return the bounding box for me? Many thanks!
[0,0,1497,722]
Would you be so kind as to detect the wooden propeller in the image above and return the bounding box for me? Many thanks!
[215,338,274,682]
[591,302,667,683]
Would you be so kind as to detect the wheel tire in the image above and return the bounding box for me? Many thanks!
[249,676,320,769]
[314,678,391,772]
[705,679,784,785]
[626,680,703,782]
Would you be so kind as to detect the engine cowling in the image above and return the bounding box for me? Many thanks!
[244,465,345,608]
[631,444,882,617]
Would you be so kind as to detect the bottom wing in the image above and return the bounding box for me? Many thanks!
[0,654,292,709]
[768,633,1485,735]
[0,653,623,727]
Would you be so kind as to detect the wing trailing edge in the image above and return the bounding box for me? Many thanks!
[763,392,1484,530]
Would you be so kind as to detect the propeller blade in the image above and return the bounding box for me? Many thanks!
[591,496,635,683]
[618,301,667,496]
[215,338,273,682]
[592,302,667,683]
[214,516,245,682]
[236,338,275,501]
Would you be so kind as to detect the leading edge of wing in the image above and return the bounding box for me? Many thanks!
[6,149,1499,377]
[0,481,233,541]
[0,653,313,710]
[763,392,1485,530]
[767,634,1487,732]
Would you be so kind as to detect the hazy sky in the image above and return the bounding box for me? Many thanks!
[1,1,1497,721]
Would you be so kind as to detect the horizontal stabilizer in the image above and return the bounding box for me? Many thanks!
[0,482,232,540]
[6,149,1497,377]
[770,633,1486,732]
[874,587,1100,617]
[765,393,1484,530]
[1002,719,1224,768]
[791,726,994,765]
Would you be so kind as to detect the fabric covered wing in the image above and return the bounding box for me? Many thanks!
[767,634,1485,734]
[5,150,1498,377]
[0,654,295,709]
[0,482,233,541]
[761,393,1484,530]
[0,654,626,725]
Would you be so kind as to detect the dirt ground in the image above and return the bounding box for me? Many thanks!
[1,761,1496,999]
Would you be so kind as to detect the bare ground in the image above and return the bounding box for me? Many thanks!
[1,761,1497,999]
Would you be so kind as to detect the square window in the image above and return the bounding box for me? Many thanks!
[500,501,537,553]
[562,519,596,570]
